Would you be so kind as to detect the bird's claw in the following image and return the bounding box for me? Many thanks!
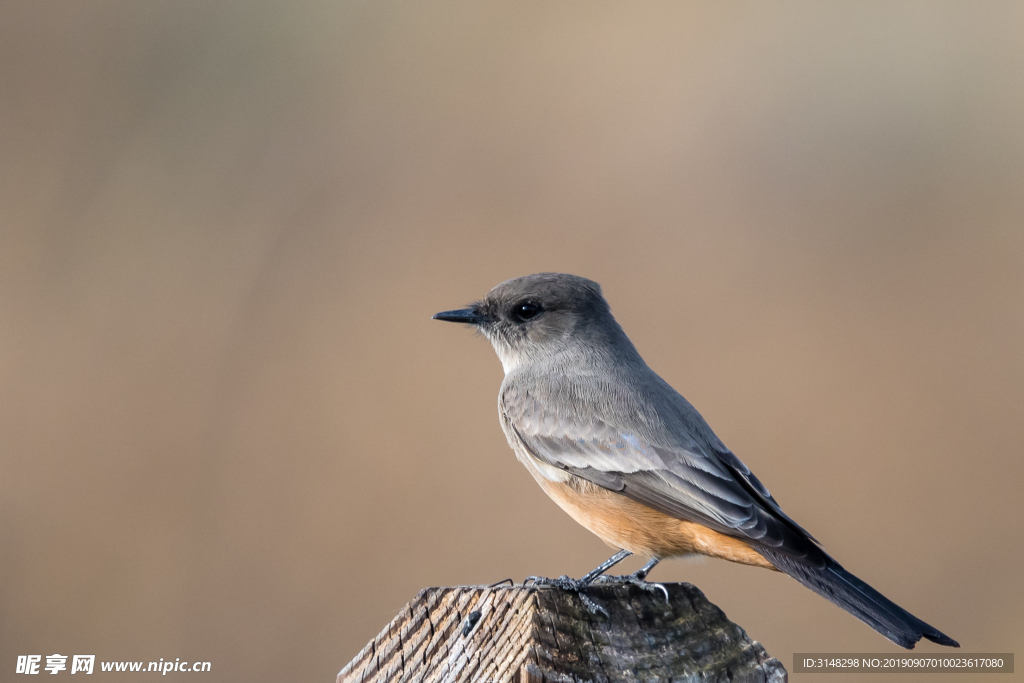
[523,575,609,616]
[574,591,608,616]
[525,574,583,590]
[595,572,671,604]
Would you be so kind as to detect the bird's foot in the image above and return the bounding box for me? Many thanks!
[524,574,583,591]
[524,575,608,616]
[595,571,670,603]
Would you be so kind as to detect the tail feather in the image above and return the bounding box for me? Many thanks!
[760,549,959,649]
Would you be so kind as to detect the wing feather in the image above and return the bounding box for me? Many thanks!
[501,373,826,565]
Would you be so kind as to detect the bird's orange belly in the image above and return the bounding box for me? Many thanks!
[534,472,776,570]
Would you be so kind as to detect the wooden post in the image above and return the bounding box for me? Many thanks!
[338,581,786,682]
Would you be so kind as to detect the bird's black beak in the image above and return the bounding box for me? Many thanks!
[432,308,491,324]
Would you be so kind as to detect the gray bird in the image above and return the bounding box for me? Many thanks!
[433,272,958,649]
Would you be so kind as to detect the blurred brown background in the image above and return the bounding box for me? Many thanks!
[2,2,1022,681]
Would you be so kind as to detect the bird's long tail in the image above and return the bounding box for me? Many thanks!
[759,549,959,649]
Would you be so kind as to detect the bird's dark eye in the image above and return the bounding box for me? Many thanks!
[511,302,542,321]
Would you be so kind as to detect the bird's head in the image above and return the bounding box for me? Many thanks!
[433,272,630,374]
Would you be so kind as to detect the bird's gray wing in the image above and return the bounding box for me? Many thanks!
[501,376,824,564]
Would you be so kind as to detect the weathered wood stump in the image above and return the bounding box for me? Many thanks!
[338,581,786,682]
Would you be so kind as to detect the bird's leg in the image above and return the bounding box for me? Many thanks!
[633,557,660,580]
[596,557,670,603]
[578,549,634,585]
[525,549,632,615]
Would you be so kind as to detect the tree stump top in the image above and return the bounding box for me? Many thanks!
[338,581,786,683]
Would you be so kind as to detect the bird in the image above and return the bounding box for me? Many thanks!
[432,272,958,650]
